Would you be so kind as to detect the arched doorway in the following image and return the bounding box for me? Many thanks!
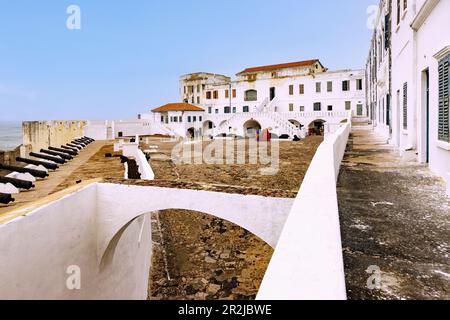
[288,119,303,129]
[243,119,262,138]
[203,121,214,137]
[187,127,195,138]
[308,120,326,136]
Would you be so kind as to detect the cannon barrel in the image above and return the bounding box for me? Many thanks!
[60,145,79,153]
[16,157,59,170]
[0,176,35,190]
[49,147,78,156]
[30,152,66,165]
[40,149,73,161]
[0,164,48,179]
[66,144,82,150]
[71,141,86,147]
[0,193,15,205]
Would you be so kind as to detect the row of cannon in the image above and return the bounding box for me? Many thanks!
[0,137,95,205]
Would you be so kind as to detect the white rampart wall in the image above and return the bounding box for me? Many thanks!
[0,183,293,299]
[257,123,351,300]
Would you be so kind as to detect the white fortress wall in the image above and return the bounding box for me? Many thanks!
[22,121,87,153]
[0,182,293,299]
[257,123,351,300]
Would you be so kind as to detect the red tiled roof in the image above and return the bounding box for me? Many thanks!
[152,103,204,112]
[237,59,321,75]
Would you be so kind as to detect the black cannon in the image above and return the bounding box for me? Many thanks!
[0,193,14,205]
[49,147,78,156]
[29,152,66,165]
[40,149,73,161]
[0,176,35,190]
[76,138,90,143]
[16,157,59,170]
[71,141,86,148]
[0,164,48,179]
[65,144,82,150]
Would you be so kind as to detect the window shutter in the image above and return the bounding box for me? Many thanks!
[438,55,450,142]
[403,82,408,130]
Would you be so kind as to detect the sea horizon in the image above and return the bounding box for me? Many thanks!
[0,121,23,151]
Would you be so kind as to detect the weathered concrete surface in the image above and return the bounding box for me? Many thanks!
[337,125,450,300]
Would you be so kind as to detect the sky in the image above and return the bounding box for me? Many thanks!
[0,0,376,121]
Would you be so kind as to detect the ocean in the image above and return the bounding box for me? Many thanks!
[0,121,22,151]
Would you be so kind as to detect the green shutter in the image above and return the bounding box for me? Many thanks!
[438,55,450,142]
[403,82,408,130]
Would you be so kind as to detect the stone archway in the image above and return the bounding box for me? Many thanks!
[187,127,195,138]
[202,121,215,137]
[243,119,262,138]
[308,119,327,136]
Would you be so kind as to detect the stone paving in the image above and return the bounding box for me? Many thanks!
[337,124,450,300]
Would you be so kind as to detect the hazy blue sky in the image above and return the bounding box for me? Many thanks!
[0,0,376,121]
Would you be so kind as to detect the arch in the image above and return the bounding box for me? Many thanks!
[307,119,327,136]
[96,183,294,265]
[244,89,258,102]
[243,119,262,138]
[288,119,303,129]
[100,208,273,269]
[202,120,215,136]
[187,127,195,138]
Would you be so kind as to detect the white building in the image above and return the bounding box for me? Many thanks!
[149,59,365,138]
[366,0,392,139]
[368,0,450,196]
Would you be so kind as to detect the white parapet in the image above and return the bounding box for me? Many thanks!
[257,123,351,300]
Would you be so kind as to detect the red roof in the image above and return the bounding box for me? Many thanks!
[237,59,321,75]
[152,103,204,112]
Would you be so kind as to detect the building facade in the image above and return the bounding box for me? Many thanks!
[367,0,450,196]
[150,59,365,138]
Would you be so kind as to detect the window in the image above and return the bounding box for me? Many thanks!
[208,107,212,114]
[247,74,257,81]
[299,84,305,94]
[206,91,212,99]
[345,101,351,110]
[403,82,408,130]
[438,54,449,142]
[224,106,231,114]
[243,106,249,113]
[328,105,333,111]
[232,89,236,98]
[197,96,200,104]
[289,85,294,95]
[244,90,258,101]
[271,72,278,78]
[208,122,213,129]
[191,97,194,104]
[215,109,219,114]
[179,116,182,123]
[233,107,236,113]
[300,106,305,112]
[327,81,333,92]
[213,91,219,99]
[197,84,201,93]
[313,102,321,111]
[225,90,229,99]
[188,116,191,123]
[316,82,321,93]
[356,79,363,90]
[342,80,350,91]
[289,103,294,112]
[199,116,202,122]
[161,116,164,123]
[184,86,186,94]
[193,116,197,122]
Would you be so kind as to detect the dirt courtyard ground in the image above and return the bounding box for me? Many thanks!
[145,136,323,300]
